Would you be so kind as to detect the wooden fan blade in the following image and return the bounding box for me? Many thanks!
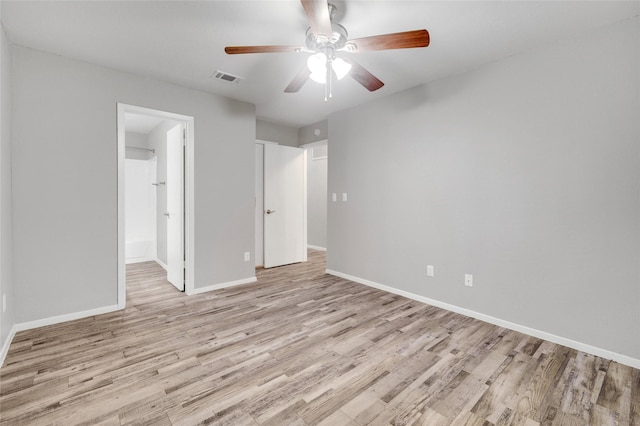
[349,29,429,52]
[284,66,312,93]
[300,0,332,39]
[344,58,384,92]
[225,45,303,54]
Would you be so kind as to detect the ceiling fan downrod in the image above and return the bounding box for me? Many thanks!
[325,57,332,101]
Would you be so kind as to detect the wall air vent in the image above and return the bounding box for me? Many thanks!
[211,70,244,84]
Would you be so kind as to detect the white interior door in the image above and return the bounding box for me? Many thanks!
[264,144,306,268]
[166,124,184,290]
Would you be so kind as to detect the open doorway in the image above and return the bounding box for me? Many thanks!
[301,140,328,252]
[117,104,195,307]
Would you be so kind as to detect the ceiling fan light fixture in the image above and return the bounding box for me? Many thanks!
[309,70,326,84]
[307,52,351,84]
[332,57,351,80]
[225,2,429,97]
[307,52,327,83]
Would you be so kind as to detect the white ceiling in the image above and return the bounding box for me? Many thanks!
[2,1,638,128]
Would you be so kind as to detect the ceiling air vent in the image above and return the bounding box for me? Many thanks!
[211,70,244,84]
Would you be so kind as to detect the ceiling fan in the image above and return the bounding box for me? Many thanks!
[225,0,429,100]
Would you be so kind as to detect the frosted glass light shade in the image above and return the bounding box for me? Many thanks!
[307,53,352,84]
[310,71,326,83]
[307,53,327,83]
[332,57,352,80]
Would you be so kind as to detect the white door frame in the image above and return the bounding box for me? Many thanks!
[117,103,195,306]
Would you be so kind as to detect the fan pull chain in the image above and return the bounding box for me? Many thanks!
[325,58,334,102]
[325,60,331,102]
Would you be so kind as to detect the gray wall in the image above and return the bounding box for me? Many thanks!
[12,45,256,323]
[256,119,298,147]
[304,141,327,249]
[328,18,640,360]
[0,20,14,355]
[299,120,328,145]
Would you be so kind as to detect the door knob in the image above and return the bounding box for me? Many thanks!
[266,209,276,214]
[164,212,170,218]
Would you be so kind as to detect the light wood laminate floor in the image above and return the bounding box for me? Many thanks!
[1,250,638,425]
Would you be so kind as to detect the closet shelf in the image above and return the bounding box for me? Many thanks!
[127,146,155,154]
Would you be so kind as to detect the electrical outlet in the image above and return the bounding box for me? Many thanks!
[465,274,473,287]
[244,252,251,262]
[332,193,337,202]
[342,193,348,202]
[2,294,6,313]
[427,265,434,277]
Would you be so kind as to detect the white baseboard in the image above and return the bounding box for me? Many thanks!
[1,273,257,366]
[155,258,168,271]
[307,245,326,252]
[14,304,121,333]
[187,276,257,296]
[0,325,17,368]
[326,269,640,370]
[1,303,122,368]
[125,257,156,265]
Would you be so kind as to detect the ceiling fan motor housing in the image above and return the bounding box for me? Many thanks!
[305,23,348,53]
